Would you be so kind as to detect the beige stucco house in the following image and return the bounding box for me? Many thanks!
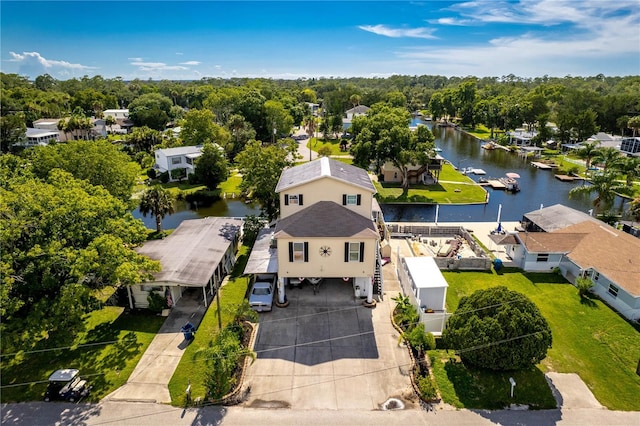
[272,157,381,304]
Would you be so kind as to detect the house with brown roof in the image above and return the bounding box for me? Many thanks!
[500,205,640,322]
[264,157,382,305]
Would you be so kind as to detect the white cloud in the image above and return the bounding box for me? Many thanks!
[129,60,188,71]
[358,24,437,39]
[127,57,143,62]
[9,51,96,78]
[179,61,201,66]
[428,17,474,26]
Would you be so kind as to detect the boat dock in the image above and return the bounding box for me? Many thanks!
[555,174,582,182]
[486,179,507,189]
[531,161,553,169]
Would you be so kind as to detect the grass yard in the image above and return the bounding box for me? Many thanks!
[374,164,486,204]
[0,307,165,402]
[167,245,252,405]
[307,137,347,156]
[218,171,243,196]
[440,270,640,411]
[461,124,504,141]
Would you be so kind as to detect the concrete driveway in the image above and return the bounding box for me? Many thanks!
[243,278,414,410]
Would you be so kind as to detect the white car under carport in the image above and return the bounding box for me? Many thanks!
[249,274,276,312]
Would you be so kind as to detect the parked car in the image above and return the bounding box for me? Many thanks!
[249,274,276,312]
[44,369,91,402]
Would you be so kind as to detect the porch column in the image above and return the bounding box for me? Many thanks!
[366,277,373,304]
[209,276,214,296]
[170,287,177,308]
[278,277,286,304]
[202,286,208,307]
[127,285,134,310]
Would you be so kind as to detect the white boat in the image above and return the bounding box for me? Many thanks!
[498,176,520,192]
[471,168,486,175]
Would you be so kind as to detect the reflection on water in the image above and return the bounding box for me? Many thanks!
[132,198,262,230]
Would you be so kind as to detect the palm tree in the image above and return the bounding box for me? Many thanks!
[592,147,622,172]
[575,141,600,173]
[104,115,116,134]
[616,156,640,187]
[628,115,640,137]
[628,197,640,223]
[569,171,632,214]
[139,186,175,233]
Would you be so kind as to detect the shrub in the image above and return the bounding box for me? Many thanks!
[576,277,593,298]
[184,190,221,207]
[147,291,167,313]
[147,168,157,179]
[406,327,436,353]
[417,375,438,400]
[170,167,187,181]
[317,145,332,157]
[159,171,170,183]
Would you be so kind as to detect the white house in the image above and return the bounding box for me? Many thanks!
[131,217,243,309]
[103,109,129,120]
[396,256,449,335]
[19,127,59,147]
[154,146,203,181]
[498,205,640,322]
[345,105,370,120]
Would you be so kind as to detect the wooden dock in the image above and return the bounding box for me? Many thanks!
[531,161,553,169]
[486,179,506,189]
[555,174,581,182]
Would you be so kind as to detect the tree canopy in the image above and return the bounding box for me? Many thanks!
[443,286,552,371]
[235,139,298,220]
[1,168,159,351]
[193,142,229,190]
[28,139,141,203]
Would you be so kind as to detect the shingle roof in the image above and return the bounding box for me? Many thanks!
[136,217,243,287]
[275,157,375,193]
[274,201,378,239]
[524,204,596,232]
[155,146,202,157]
[555,221,640,296]
[517,231,587,253]
[346,105,370,114]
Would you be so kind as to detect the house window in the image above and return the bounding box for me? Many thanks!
[608,284,618,297]
[342,194,361,206]
[289,242,308,262]
[186,157,193,165]
[593,272,600,281]
[284,194,303,206]
[536,253,549,262]
[344,242,365,262]
[171,157,182,165]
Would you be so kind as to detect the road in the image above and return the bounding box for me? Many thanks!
[3,401,639,425]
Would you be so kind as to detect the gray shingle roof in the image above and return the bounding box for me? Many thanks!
[275,157,375,193]
[523,204,595,232]
[274,201,377,238]
[136,217,243,286]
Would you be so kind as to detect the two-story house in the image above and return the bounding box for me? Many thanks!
[273,157,380,304]
[154,146,203,181]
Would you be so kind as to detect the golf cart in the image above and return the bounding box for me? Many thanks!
[44,369,90,402]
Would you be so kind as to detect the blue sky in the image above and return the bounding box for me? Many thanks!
[2,1,639,80]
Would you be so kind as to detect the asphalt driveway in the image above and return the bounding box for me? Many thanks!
[243,278,414,410]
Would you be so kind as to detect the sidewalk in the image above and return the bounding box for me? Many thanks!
[104,287,216,403]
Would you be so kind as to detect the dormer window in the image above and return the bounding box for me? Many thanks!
[284,194,303,206]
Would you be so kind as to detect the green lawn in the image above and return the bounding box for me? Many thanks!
[1,306,165,402]
[218,171,243,196]
[167,245,252,405]
[439,270,640,411]
[460,124,504,141]
[307,137,347,156]
[374,164,486,204]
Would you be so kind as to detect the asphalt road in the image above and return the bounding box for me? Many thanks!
[3,401,640,426]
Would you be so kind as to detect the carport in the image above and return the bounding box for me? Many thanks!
[130,217,243,308]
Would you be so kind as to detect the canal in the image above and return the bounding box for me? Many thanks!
[382,124,597,222]
[133,122,602,229]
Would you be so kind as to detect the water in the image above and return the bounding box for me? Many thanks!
[381,126,602,222]
[132,198,262,230]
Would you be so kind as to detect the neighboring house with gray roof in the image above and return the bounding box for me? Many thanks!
[498,205,640,322]
[130,217,243,309]
[253,157,382,305]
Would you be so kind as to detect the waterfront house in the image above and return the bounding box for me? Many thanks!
[130,217,243,309]
[154,145,203,181]
[379,156,444,185]
[500,204,640,322]
[246,157,383,305]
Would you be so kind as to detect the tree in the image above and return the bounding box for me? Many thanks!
[128,93,173,130]
[225,114,256,161]
[29,139,141,203]
[264,99,294,141]
[180,108,230,147]
[443,286,552,371]
[592,147,622,172]
[126,126,161,153]
[1,169,159,351]
[628,115,640,137]
[236,140,297,221]
[138,186,176,233]
[104,115,117,133]
[627,197,640,222]
[193,142,229,190]
[0,112,26,152]
[569,171,633,213]
[575,141,600,172]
